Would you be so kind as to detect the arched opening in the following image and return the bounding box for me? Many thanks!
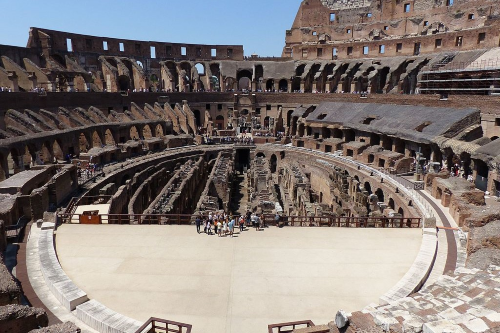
[79,133,90,153]
[382,137,393,151]
[195,63,205,75]
[215,115,224,130]
[368,154,375,164]
[344,129,355,142]
[298,123,305,137]
[225,77,236,91]
[398,207,404,217]
[286,110,294,127]
[370,133,381,146]
[130,126,139,140]
[210,64,220,91]
[279,79,288,92]
[270,154,277,173]
[266,79,275,91]
[237,70,252,91]
[388,198,395,210]
[136,60,143,68]
[193,110,201,127]
[105,129,116,146]
[166,61,179,91]
[155,124,164,137]
[143,125,153,139]
[364,182,372,194]
[264,116,270,129]
[255,65,264,81]
[40,141,53,164]
[491,136,499,141]
[375,188,385,203]
[118,75,130,91]
[378,67,390,93]
[53,139,65,161]
[256,152,266,158]
[92,131,103,148]
[0,153,6,181]
[332,128,342,139]
[322,127,331,139]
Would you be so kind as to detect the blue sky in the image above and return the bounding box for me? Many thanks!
[0,0,302,56]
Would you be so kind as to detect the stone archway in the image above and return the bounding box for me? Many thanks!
[105,129,116,145]
[130,126,139,140]
[143,125,153,139]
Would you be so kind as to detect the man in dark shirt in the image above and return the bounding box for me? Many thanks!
[195,216,202,234]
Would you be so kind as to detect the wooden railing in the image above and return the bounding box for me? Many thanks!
[58,212,420,228]
[135,317,192,333]
[268,320,319,333]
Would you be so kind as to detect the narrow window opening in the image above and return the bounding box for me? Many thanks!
[150,46,156,58]
[404,3,411,12]
[363,46,369,55]
[211,48,216,57]
[181,47,187,56]
[396,43,403,53]
[66,38,73,52]
[103,41,108,51]
[478,33,486,44]
[330,13,336,21]
[435,39,442,48]
[379,45,385,54]
[119,43,125,52]
[347,47,353,55]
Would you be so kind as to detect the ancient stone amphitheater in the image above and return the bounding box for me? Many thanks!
[0,1,500,333]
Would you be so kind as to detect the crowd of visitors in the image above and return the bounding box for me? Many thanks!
[195,211,268,237]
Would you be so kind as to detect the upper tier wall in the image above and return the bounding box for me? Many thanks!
[28,28,244,61]
[284,0,500,60]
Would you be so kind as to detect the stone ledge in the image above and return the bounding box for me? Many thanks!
[76,299,141,333]
[379,228,438,304]
[38,229,88,311]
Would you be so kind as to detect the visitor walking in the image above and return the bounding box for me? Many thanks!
[195,216,201,234]
[217,220,222,237]
[206,220,212,235]
[239,216,245,232]
[229,217,235,237]
[214,218,218,235]
[222,220,228,236]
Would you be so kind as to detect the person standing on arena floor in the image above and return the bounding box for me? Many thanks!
[195,216,201,234]
[214,218,218,235]
[217,220,222,237]
[229,217,235,237]
[239,216,245,232]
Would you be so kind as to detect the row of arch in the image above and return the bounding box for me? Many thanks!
[0,122,167,181]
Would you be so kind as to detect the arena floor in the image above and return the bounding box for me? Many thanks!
[55,225,422,333]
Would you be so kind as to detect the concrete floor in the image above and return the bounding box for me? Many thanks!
[56,225,422,333]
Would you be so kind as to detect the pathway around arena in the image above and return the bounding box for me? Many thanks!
[56,225,422,333]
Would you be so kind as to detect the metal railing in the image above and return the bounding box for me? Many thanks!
[262,215,421,228]
[268,320,321,333]
[59,212,420,228]
[135,317,192,333]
